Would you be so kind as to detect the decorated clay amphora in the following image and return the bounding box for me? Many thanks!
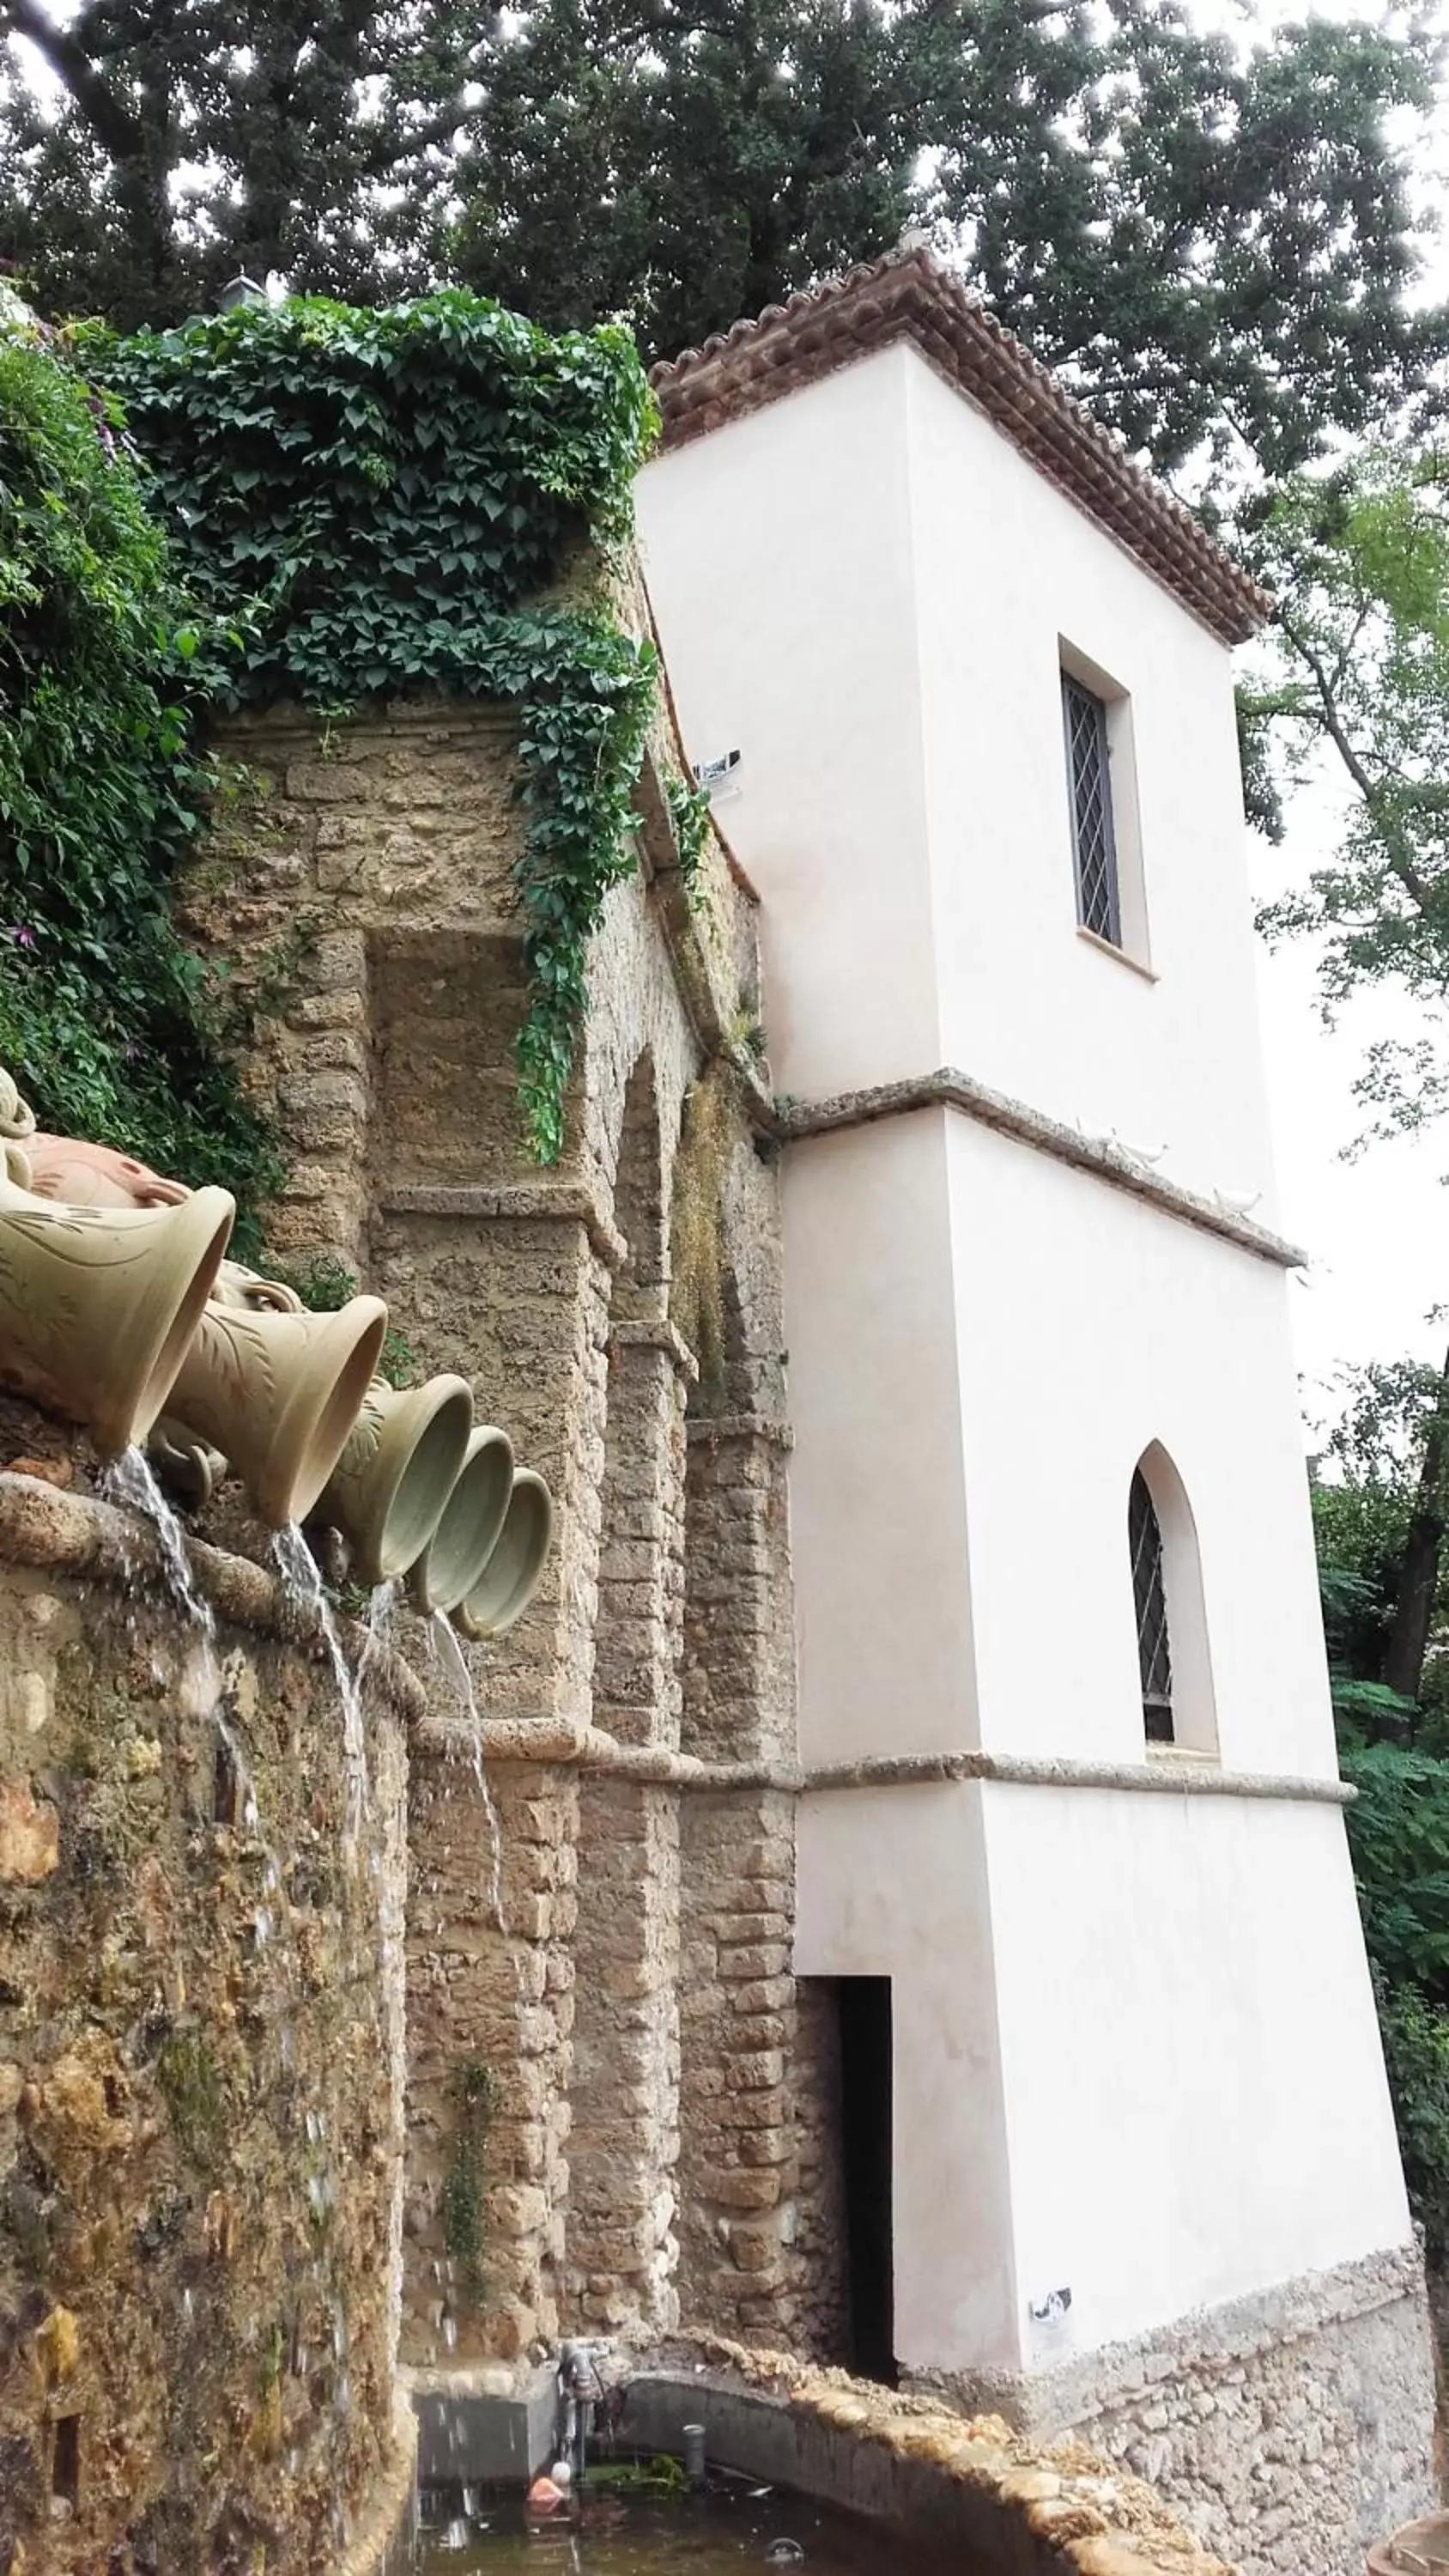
[167,1260,388,1529]
[0,1154,235,1456]
[452,1467,555,1641]
[312,1374,475,1587]
[406,1424,516,1616]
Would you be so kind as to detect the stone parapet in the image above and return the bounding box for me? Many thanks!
[622,2347,1241,2573]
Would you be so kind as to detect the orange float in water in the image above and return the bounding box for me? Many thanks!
[526,2476,566,2513]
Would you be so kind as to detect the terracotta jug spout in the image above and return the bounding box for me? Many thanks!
[312,1375,475,1588]
[452,1467,554,1641]
[0,1157,235,1457]
[407,1425,516,1616]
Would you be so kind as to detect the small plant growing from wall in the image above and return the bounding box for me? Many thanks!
[156,2029,226,2169]
[441,2059,501,2304]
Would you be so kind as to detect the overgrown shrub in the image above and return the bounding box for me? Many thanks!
[103,291,682,1163]
[1375,1973,1449,2257]
[0,318,279,1244]
[1339,1739,1449,2002]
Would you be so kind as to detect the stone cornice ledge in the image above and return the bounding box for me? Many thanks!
[776,1067,1307,1270]
[380,1179,627,1271]
[800,1747,1354,1806]
[686,1412,795,1450]
[609,1315,700,1381]
[411,1715,1350,1806]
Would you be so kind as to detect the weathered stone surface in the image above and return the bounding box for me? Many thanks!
[0,1524,411,2576]
[0,1777,58,1881]
[199,684,796,2373]
[909,2242,1436,2576]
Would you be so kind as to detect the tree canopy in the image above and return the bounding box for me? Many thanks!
[1,0,1444,487]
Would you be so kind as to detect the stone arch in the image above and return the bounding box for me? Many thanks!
[567,1048,688,2336]
[1130,1439,1217,1758]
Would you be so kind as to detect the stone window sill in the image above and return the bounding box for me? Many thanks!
[1076,924,1159,984]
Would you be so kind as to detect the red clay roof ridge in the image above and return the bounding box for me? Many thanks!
[648,245,1270,648]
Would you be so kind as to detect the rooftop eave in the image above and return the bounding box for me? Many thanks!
[650,248,1270,651]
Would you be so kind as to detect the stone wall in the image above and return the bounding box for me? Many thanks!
[1068,2245,1437,2576]
[193,603,841,2375]
[0,1468,414,2576]
[908,2241,1437,2576]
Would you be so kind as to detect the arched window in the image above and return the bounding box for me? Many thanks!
[1127,1446,1218,1757]
[1129,1469,1174,1742]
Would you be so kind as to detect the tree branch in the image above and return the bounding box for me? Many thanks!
[1277,605,1435,914]
[0,0,145,167]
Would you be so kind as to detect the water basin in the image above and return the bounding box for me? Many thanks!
[417,2477,966,2573]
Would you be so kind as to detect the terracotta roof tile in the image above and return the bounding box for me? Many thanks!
[649,247,1269,648]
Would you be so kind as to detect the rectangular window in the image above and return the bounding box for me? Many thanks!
[1062,671,1122,947]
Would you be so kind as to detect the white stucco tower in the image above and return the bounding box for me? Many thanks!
[640,251,1435,2564]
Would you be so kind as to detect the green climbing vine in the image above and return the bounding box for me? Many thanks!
[664,768,712,904]
[0,314,281,1246]
[102,291,672,1163]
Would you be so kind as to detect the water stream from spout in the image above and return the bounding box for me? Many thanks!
[101,1456,366,2488]
[101,1447,263,1828]
[270,1523,370,1844]
[103,1445,215,1641]
[357,1578,397,1692]
[430,1610,507,1941]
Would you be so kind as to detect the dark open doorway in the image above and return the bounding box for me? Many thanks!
[837,1974,895,2385]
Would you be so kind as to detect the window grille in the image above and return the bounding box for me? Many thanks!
[1129,1468,1174,1743]
[1062,673,1121,945]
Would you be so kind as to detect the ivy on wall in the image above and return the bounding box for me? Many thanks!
[103,291,679,1163]
[0,319,281,1244]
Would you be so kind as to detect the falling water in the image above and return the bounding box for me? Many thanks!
[102,1447,264,1833]
[356,1579,397,1694]
[430,1611,507,1941]
[102,1446,216,1647]
[102,1453,312,2102]
[100,1456,369,2501]
[270,1523,370,1842]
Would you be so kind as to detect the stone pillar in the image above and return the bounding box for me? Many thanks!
[567,1781,681,2333]
[567,1315,691,2335]
[379,1197,607,2365]
[677,1419,802,2339]
[403,1754,579,2365]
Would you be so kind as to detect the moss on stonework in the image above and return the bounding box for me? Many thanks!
[670,1060,738,1402]
[442,2060,500,2303]
[156,2030,225,2167]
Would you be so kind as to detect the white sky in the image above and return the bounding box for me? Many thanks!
[1196,0,1449,1419]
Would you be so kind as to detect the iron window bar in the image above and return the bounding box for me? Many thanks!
[1129,1468,1174,1744]
[1062,672,1122,948]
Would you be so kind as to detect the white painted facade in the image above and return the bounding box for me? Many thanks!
[639,336,1410,2391]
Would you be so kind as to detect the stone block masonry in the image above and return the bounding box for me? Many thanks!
[0,1471,414,2576]
[908,2242,1437,2576]
[197,655,841,2382]
[1065,2246,1436,2576]
[404,1748,579,2365]
[196,645,1433,2576]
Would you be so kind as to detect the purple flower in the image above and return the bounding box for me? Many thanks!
[3,927,37,950]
